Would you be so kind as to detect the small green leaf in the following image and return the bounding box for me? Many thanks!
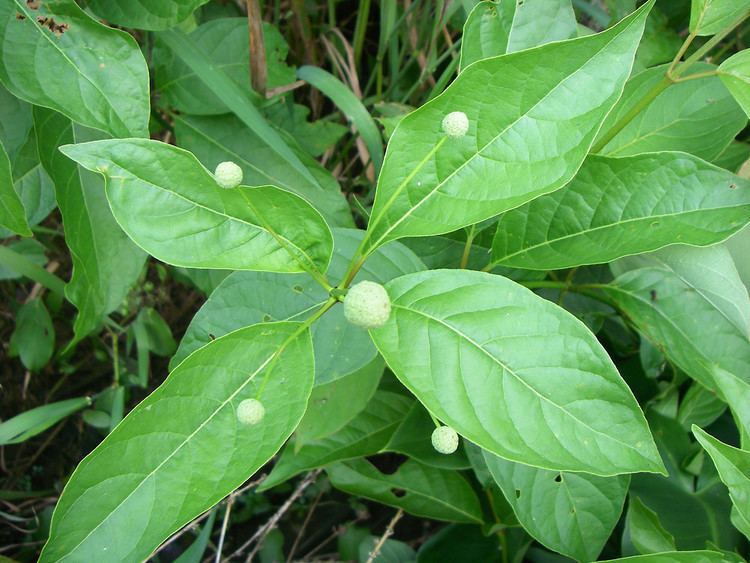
[490,152,750,270]
[597,64,746,160]
[40,322,314,562]
[719,49,750,118]
[0,397,90,445]
[261,391,412,490]
[327,458,483,524]
[9,298,54,372]
[34,108,146,345]
[371,269,664,476]
[86,0,210,31]
[601,551,738,562]
[364,2,652,251]
[711,367,750,443]
[0,0,149,138]
[0,140,30,236]
[693,426,750,540]
[627,496,676,554]
[484,451,630,561]
[460,0,577,68]
[59,138,333,274]
[689,0,750,36]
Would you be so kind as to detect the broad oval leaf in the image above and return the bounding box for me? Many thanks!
[604,245,750,394]
[40,322,314,562]
[689,0,750,36]
[171,229,424,383]
[460,0,577,68]
[327,458,483,524]
[363,2,652,251]
[260,390,412,490]
[34,108,146,345]
[59,139,333,274]
[718,49,750,118]
[484,451,630,561]
[370,269,664,476]
[490,152,750,270]
[86,0,210,31]
[626,496,677,554]
[693,426,750,540]
[0,0,149,138]
[596,64,747,160]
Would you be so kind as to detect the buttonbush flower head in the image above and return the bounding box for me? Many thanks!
[214,161,243,189]
[344,281,391,329]
[237,398,265,425]
[441,111,469,138]
[431,425,459,454]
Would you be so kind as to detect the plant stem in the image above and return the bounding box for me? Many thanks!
[675,11,750,77]
[246,0,267,96]
[0,245,66,298]
[459,225,476,269]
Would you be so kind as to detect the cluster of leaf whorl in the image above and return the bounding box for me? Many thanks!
[343,281,392,329]
[431,425,459,454]
[441,111,469,137]
[236,398,265,425]
[214,161,243,189]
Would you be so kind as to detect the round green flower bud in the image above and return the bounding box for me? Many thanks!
[344,281,391,329]
[237,398,265,425]
[214,161,243,189]
[431,425,459,454]
[441,111,469,138]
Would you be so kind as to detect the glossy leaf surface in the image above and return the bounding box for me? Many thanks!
[60,139,333,273]
[40,322,314,562]
[491,152,750,270]
[364,3,652,251]
[0,0,149,138]
[371,269,664,476]
[86,0,210,31]
[718,50,750,118]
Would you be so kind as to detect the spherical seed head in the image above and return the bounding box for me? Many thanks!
[344,281,391,329]
[237,398,265,425]
[441,111,469,138]
[431,425,459,454]
[214,161,243,189]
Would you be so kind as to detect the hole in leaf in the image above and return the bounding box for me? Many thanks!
[391,488,406,498]
[368,453,408,475]
[515,489,521,499]
[292,285,304,294]
[262,314,272,322]
[554,473,562,483]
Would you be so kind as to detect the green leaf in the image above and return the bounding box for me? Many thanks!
[173,509,216,563]
[693,426,750,539]
[484,451,629,561]
[359,536,416,563]
[9,298,54,372]
[460,0,577,68]
[626,496,676,554]
[718,49,750,118]
[633,7,682,72]
[264,102,347,157]
[260,391,412,490]
[714,141,750,173]
[155,19,294,113]
[0,83,32,161]
[676,383,726,430]
[689,0,750,36]
[0,140,30,236]
[297,65,384,175]
[86,0,210,31]
[327,458,483,524]
[601,552,738,562]
[363,2,652,252]
[171,229,424,383]
[34,108,146,345]
[490,152,750,270]
[295,356,383,445]
[0,397,90,445]
[596,64,747,160]
[173,113,352,227]
[710,367,750,443]
[603,245,750,395]
[40,322,314,562]
[59,138,333,274]
[371,269,664,476]
[0,0,149,138]
[416,524,501,563]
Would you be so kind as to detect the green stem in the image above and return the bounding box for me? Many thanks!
[459,225,476,269]
[672,70,718,83]
[0,245,66,298]
[675,11,750,77]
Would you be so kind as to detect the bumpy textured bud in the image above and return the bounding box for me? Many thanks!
[344,281,391,329]
[237,398,265,425]
[441,111,469,138]
[214,161,243,189]
[431,425,459,454]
